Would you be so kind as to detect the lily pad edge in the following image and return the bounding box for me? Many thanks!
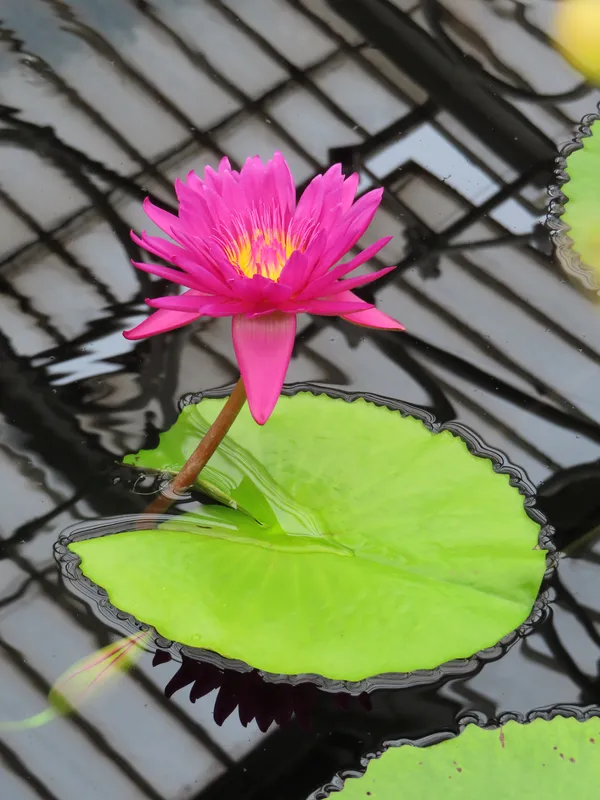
[54,383,557,696]
[312,706,600,799]
[547,104,600,291]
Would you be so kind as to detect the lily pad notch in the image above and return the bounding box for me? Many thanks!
[56,385,554,692]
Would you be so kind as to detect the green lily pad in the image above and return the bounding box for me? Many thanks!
[556,118,600,290]
[333,716,600,798]
[69,392,546,682]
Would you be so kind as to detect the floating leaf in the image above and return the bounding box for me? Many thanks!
[555,118,600,291]
[71,393,546,682]
[0,631,150,731]
[333,716,600,798]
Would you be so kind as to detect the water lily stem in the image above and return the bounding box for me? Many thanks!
[144,379,247,516]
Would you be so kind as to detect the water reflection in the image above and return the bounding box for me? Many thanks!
[3,0,600,797]
[154,651,374,733]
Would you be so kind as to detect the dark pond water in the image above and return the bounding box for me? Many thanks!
[2,0,600,797]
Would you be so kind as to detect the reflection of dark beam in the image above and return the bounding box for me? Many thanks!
[286,0,420,102]
[326,0,556,175]
[394,330,600,444]
[0,185,118,304]
[370,272,591,419]
[424,0,588,107]
[0,270,65,344]
[542,619,597,701]
[0,567,53,610]
[295,341,350,386]
[43,145,151,291]
[193,725,321,800]
[347,324,456,421]
[125,0,325,177]
[554,576,600,651]
[40,0,227,160]
[0,112,156,211]
[0,330,145,523]
[132,667,236,768]
[349,233,598,422]
[330,100,438,168]
[208,0,370,137]
[362,322,559,466]
[0,739,60,800]
[452,251,600,370]
[372,159,552,295]
[431,369,560,469]
[0,488,84,554]
[0,23,173,193]
[0,128,150,294]
[298,322,600,446]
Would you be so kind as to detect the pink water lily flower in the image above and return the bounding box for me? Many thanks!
[124,152,404,424]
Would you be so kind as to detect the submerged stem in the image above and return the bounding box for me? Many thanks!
[143,379,247,516]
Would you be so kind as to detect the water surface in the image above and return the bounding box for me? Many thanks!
[1,1,600,798]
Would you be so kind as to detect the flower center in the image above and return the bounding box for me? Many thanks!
[226,228,297,281]
[218,205,317,282]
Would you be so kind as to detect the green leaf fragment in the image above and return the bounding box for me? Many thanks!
[335,717,600,799]
[0,631,150,731]
[74,394,546,681]
[560,120,600,286]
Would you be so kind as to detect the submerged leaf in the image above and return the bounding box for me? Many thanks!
[72,394,546,682]
[0,631,150,731]
[334,716,600,798]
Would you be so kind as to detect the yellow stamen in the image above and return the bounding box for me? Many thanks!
[225,228,299,281]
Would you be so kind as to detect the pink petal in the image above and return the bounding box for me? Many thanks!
[270,151,296,215]
[318,211,380,272]
[143,198,180,237]
[201,301,253,317]
[345,187,384,223]
[130,261,203,291]
[277,250,310,294]
[220,169,250,220]
[147,294,239,312]
[204,241,245,282]
[202,159,239,194]
[291,230,328,287]
[296,236,393,300]
[239,273,293,307]
[232,312,296,425]
[174,177,208,210]
[291,175,324,235]
[332,236,394,277]
[320,164,344,207]
[124,290,206,340]
[186,170,204,193]
[319,265,396,297]
[177,196,214,240]
[341,173,360,212]
[131,230,184,266]
[335,290,405,330]
[171,254,236,294]
[290,298,371,315]
[239,155,268,206]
